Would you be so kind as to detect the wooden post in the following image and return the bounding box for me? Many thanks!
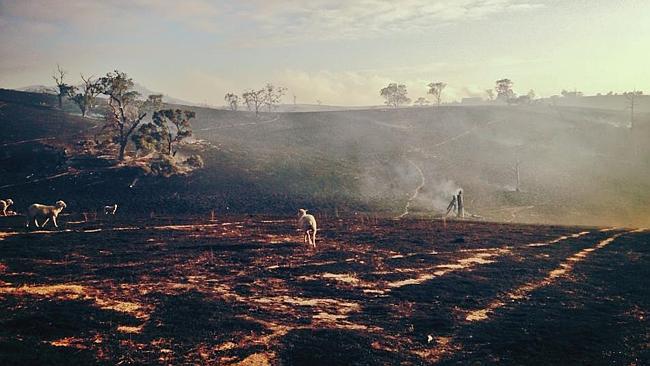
[512,159,521,192]
[457,190,464,219]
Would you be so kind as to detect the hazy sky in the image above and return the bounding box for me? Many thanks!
[0,0,648,106]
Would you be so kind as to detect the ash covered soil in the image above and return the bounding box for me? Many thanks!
[0,216,648,365]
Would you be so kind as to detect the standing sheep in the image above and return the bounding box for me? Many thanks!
[26,200,67,229]
[297,208,318,248]
[104,204,118,215]
[0,199,14,216]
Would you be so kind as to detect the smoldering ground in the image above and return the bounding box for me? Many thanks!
[186,104,649,226]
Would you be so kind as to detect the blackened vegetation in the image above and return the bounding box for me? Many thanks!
[0,217,647,365]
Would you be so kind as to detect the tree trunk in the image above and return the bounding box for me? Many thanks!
[118,141,126,161]
[118,126,126,161]
[630,99,635,130]
[515,165,520,192]
[57,95,62,109]
[456,191,464,218]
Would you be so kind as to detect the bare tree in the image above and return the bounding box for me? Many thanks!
[98,70,162,160]
[52,64,75,109]
[485,89,495,101]
[624,90,643,129]
[427,82,447,106]
[511,159,521,192]
[224,93,240,111]
[263,83,287,112]
[527,89,536,101]
[71,74,101,117]
[242,88,265,117]
[380,83,410,108]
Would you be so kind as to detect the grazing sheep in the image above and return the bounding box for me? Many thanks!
[26,200,67,229]
[104,204,118,215]
[297,208,318,247]
[0,199,14,216]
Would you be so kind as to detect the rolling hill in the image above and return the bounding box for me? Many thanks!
[1,88,649,226]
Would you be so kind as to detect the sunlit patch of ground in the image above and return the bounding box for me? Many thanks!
[49,336,89,349]
[526,230,590,247]
[0,231,20,241]
[0,217,647,365]
[0,283,85,300]
[385,248,507,289]
[465,231,630,322]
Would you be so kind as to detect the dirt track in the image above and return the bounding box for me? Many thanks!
[0,216,648,365]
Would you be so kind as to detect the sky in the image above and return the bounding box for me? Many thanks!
[0,0,649,106]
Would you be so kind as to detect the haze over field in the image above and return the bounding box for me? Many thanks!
[1,0,649,106]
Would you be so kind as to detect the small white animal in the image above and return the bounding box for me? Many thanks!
[104,204,118,215]
[297,208,318,248]
[26,200,67,229]
[0,199,14,216]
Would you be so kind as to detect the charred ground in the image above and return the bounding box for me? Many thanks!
[0,216,648,365]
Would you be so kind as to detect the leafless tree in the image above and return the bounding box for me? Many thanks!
[485,89,495,101]
[263,83,287,112]
[224,93,240,111]
[71,74,101,117]
[52,64,75,109]
[511,159,521,192]
[624,90,643,129]
[242,89,265,117]
[527,89,536,101]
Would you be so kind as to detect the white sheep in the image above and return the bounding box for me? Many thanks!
[104,204,118,215]
[26,200,67,229]
[297,208,317,247]
[0,199,14,216]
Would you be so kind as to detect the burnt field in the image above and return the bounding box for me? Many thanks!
[0,216,647,365]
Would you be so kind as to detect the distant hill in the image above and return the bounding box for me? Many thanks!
[539,94,650,113]
[16,85,58,94]
[17,83,196,106]
[272,103,385,113]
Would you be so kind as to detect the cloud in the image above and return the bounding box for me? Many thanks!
[0,0,543,43]
[0,0,549,103]
[239,0,544,43]
[0,0,221,33]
